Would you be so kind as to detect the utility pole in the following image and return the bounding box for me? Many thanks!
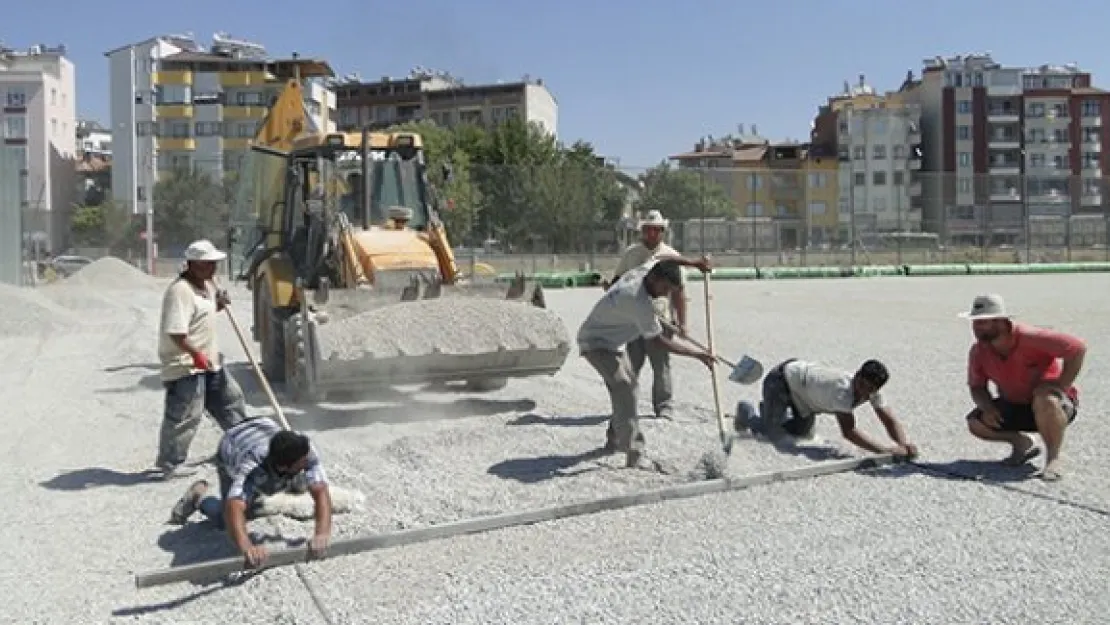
[145,45,159,275]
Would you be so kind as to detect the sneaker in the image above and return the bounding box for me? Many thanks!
[169,480,209,525]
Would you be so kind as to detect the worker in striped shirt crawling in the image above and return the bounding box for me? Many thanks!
[168,417,333,568]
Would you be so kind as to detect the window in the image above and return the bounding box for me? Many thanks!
[5,88,26,107]
[873,171,887,185]
[957,100,972,114]
[872,145,886,159]
[893,171,905,185]
[1084,127,1100,143]
[838,122,848,135]
[745,202,763,217]
[1082,100,1101,117]
[950,206,975,220]
[166,121,190,138]
[957,125,971,140]
[807,201,827,215]
[853,173,865,186]
[1053,128,1068,143]
[974,72,984,87]
[50,88,56,106]
[746,173,763,190]
[958,152,971,167]
[234,91,265,106]
[194,121,222,136]
[1030,153,1045,168]
[853,146,865,160]
[156,84,193,105]
[1054,154,1067,170]
[1083,152,1100,169]
[4,115,26,139]
[1050,103,1068,119]
[959,178,972,193]
[775,204,791,218]
[1027,128,1045,143]
[136,121,157,136]
[237,122,256,138]
[807,172,827,188]
[1027,102,1045,117]
[51,118,57,135]
[892,145,905,159]
[5,145,27,171]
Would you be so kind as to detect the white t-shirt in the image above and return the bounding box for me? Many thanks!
[577,260,664,353]
[782,360,886,419]
[612,242,687,323]
[158,276,222,382]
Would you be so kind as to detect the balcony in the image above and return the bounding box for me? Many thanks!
[989,162,1021,176]
[990,190,1022,202]
[152,70,192,85]
[1028,189,1070,204]
[988,135,1020,150]
[224,105,268,119]
[988,111,1020,123]
[220,71,272,87]
[908,158,921,171]
[1085,116,1102,127]
[1082,194,1103,207]
[156,137,195,151]
[155,104,193,118]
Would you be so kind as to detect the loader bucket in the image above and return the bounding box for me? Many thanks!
[284,273,569,401]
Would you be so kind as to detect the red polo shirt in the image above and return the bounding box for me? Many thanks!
[967,322,1085,404]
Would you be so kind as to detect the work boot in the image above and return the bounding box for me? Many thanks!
[734,400,761,435]
[169,480,210,525]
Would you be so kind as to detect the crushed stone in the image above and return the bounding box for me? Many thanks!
[63,256,158,290]
[0,283,78,335]
[316,297,571,360]
[690,449,730,480]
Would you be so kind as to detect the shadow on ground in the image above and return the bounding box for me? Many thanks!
[507,413,667,428]
[488,447,610,484]
[867,458,1040,483]
[39,467,162,491]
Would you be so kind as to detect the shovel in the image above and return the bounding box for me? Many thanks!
[661,319,764,386]
[701,270,738,455]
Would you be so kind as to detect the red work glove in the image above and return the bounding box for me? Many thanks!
[191,352,212,372]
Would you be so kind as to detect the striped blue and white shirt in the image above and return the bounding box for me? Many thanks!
[218,417,328,502]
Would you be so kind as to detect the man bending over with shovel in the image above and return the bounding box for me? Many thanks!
[578,257,715,469]
[168,416,333,569]
[735,358,919,458]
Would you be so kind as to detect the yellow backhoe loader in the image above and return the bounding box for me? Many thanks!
[231,68,570,402]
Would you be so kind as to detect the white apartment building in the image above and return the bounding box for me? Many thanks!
[0,43,77,251]
[106,32,337,215]
[832,77,924,236]
[76,119,112,159]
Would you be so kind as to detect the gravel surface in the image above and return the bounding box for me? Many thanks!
[3,264,1108,623]
[315,297,570,360]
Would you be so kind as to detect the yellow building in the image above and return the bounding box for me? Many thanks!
[669,129,841,248]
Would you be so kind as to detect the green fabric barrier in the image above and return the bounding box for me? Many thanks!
[684,267,759,281]
[1025,262,1110,273]
[850,265,904,277]
[903,264,970,276]
[967,263,1031,275]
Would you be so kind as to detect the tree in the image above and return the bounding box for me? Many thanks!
[152,167,230,251]
[634,161,733,221]
[69,200,140,252]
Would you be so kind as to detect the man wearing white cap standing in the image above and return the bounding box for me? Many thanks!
[154,239,250,480]
[960,294,1087,481]
[604,210,687,420]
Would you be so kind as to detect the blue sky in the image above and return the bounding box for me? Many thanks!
[6,0,1110,170]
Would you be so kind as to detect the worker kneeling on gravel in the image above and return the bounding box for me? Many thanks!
[959,294,1086,482]
[603,209,687,421]
[154,239,249,480]
[169,416,333,568]
[735,359,919,458]
[578,257,715,468]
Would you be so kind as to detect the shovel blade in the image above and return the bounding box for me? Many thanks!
[728,355,764,385]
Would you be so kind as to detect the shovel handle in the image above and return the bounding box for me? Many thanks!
[660,319,736,369]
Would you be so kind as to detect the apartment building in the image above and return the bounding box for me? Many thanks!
[669,125,840,249]
[917,53,1110,246]
[105,32,337,214]
[0,43,77,251]
[811,75,925,240]
[76,119,111,159]
[334,68,558,138]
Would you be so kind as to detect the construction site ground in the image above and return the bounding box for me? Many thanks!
[3,260,1108,624]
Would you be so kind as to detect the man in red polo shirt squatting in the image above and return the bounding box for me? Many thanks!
[960,294,1087,482]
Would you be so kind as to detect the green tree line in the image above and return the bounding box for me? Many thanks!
[68,118,733,254]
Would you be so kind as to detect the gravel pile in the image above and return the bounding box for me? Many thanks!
[0,283,78,335]
[65,256,158,290]
[316,297,571,360]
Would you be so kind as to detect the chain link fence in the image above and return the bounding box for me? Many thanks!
[31,156,1110,280]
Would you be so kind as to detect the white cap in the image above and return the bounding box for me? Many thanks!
[183,239,227,262]
[638,209,669,229]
